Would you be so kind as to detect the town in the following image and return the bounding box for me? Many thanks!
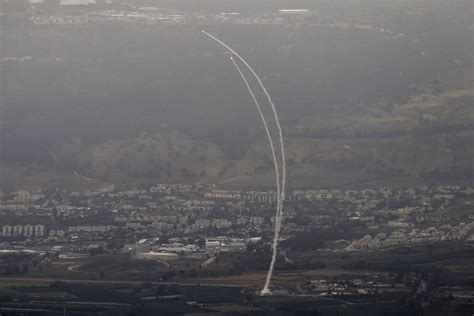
[1,184,472,264]
[1,183,472,314]
[1,0,473,314]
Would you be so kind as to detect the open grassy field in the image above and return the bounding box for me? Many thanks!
[410,257,474,275]
[179,268,366,288]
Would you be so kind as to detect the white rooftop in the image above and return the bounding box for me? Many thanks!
[60,0,96,5]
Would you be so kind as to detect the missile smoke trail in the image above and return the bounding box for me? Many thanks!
[202,30,287,294]
[228,56,283,263]
[74,170,92,181]
[229,56,282,253]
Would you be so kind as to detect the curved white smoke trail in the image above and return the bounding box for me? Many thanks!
[229,56,282,253]
[202,31,287,294]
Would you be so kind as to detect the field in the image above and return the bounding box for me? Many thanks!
[180,269,366,288]
[410,257,474,276]
[24,254,169,282]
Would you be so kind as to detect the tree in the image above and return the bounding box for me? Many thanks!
[21,264,29,274]
[196,237,206,248]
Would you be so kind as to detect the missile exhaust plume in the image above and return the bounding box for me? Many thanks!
[229,56,282,256]
[202,30,287,294]
[229,55,283,244]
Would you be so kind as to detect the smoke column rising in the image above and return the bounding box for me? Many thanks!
[202,31,287,295]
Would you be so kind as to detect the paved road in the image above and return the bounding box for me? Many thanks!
[0,277,243,288]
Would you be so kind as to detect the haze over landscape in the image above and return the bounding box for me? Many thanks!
[2,0,471,191]
[0,0,473,315]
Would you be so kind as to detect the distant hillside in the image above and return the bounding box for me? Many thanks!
[82,133,226,183]
[223,89,474,188]
[2,87,472,190]
[1,0,472,190]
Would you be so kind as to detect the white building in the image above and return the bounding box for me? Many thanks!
[1,224,45,237]
[60,0,96,5]
[2,225,13,237]
[135,251,179,261]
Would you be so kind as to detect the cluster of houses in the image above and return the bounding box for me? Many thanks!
[0,184,472,257]
[346,221,474,251]
[2,224,46,238]
[303,273,409,296]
